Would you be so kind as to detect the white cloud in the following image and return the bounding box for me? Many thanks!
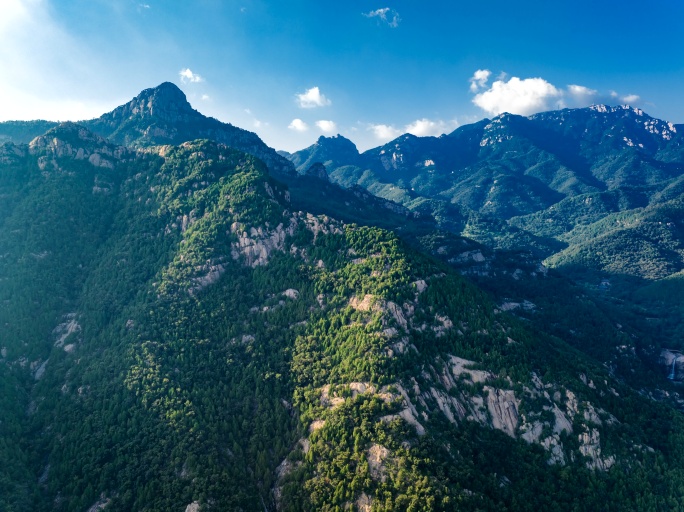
[288,119,309,132]
[405,118,459,137]
[315,120,337,133]
[472,75,563,116]
[296,86,331,108]
[363,7,400,28]
[470,71,644,116]
[179,68,204,83]
[622,94,640,104]
[201,94,210,101]
[368,118,458,143]
[469,69,491,93]
[607,90,640,105]
[368,123,402,142]
[567,84,598,103]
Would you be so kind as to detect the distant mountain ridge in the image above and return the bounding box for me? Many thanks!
[286,105,684,283]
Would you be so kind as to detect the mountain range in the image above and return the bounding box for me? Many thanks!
[286,107,684,285]
[1,83,684,511]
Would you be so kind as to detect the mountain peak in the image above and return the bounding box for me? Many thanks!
[286,134,360,173]
[102,82,197,124]
[315,134,358,151]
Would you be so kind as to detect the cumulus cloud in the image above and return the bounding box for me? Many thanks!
[368,123,402,141]
[315,120,337,133]
[179,68,204,83]
[405,118,458,137]
[363,7,400,27]
[472,75,563,116]
[622,94,640,104]
[567,84,598,103]
[296,86,331,108]
[470,70,644,116]
[469,69,491,93]
[368,118,458,142]
[288,119,309,132]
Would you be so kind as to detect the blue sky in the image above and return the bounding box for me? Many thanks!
[1,0,683,151]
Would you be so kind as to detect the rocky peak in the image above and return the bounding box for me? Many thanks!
[102,82,197,124]
[315,134,358,153]
[287,134,360,173]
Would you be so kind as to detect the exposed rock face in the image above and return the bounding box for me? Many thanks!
[33,360,48,381]
[660,349,684,380]
[386,301,408,330]
[282,289,300,300]
[367,444,390,482]
[231,219,297,267]
[230,212,342,268]
[485,387,520,437]
[579,429,615,470]
[349,294,376,312]
[356,492,372,512]
[29,122,128,171]
[413,279,427,293]
[104,81,196,124]
[309,420,326,432]
[184,502,200,512]
[53,313,81,349]
[190,262,226,293]
[86,495,111,512]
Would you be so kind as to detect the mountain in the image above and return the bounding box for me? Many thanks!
[288,134,361,173]
[82,82,295,178]
[288,106,684,282]
[3,90,684,511]
[0,83,295,178]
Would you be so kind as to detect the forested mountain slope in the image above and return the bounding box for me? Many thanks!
[1,88,684,511]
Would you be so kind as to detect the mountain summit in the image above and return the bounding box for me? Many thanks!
[288,134,360,173]
[82,82,295,176]
[98,82,196,124]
